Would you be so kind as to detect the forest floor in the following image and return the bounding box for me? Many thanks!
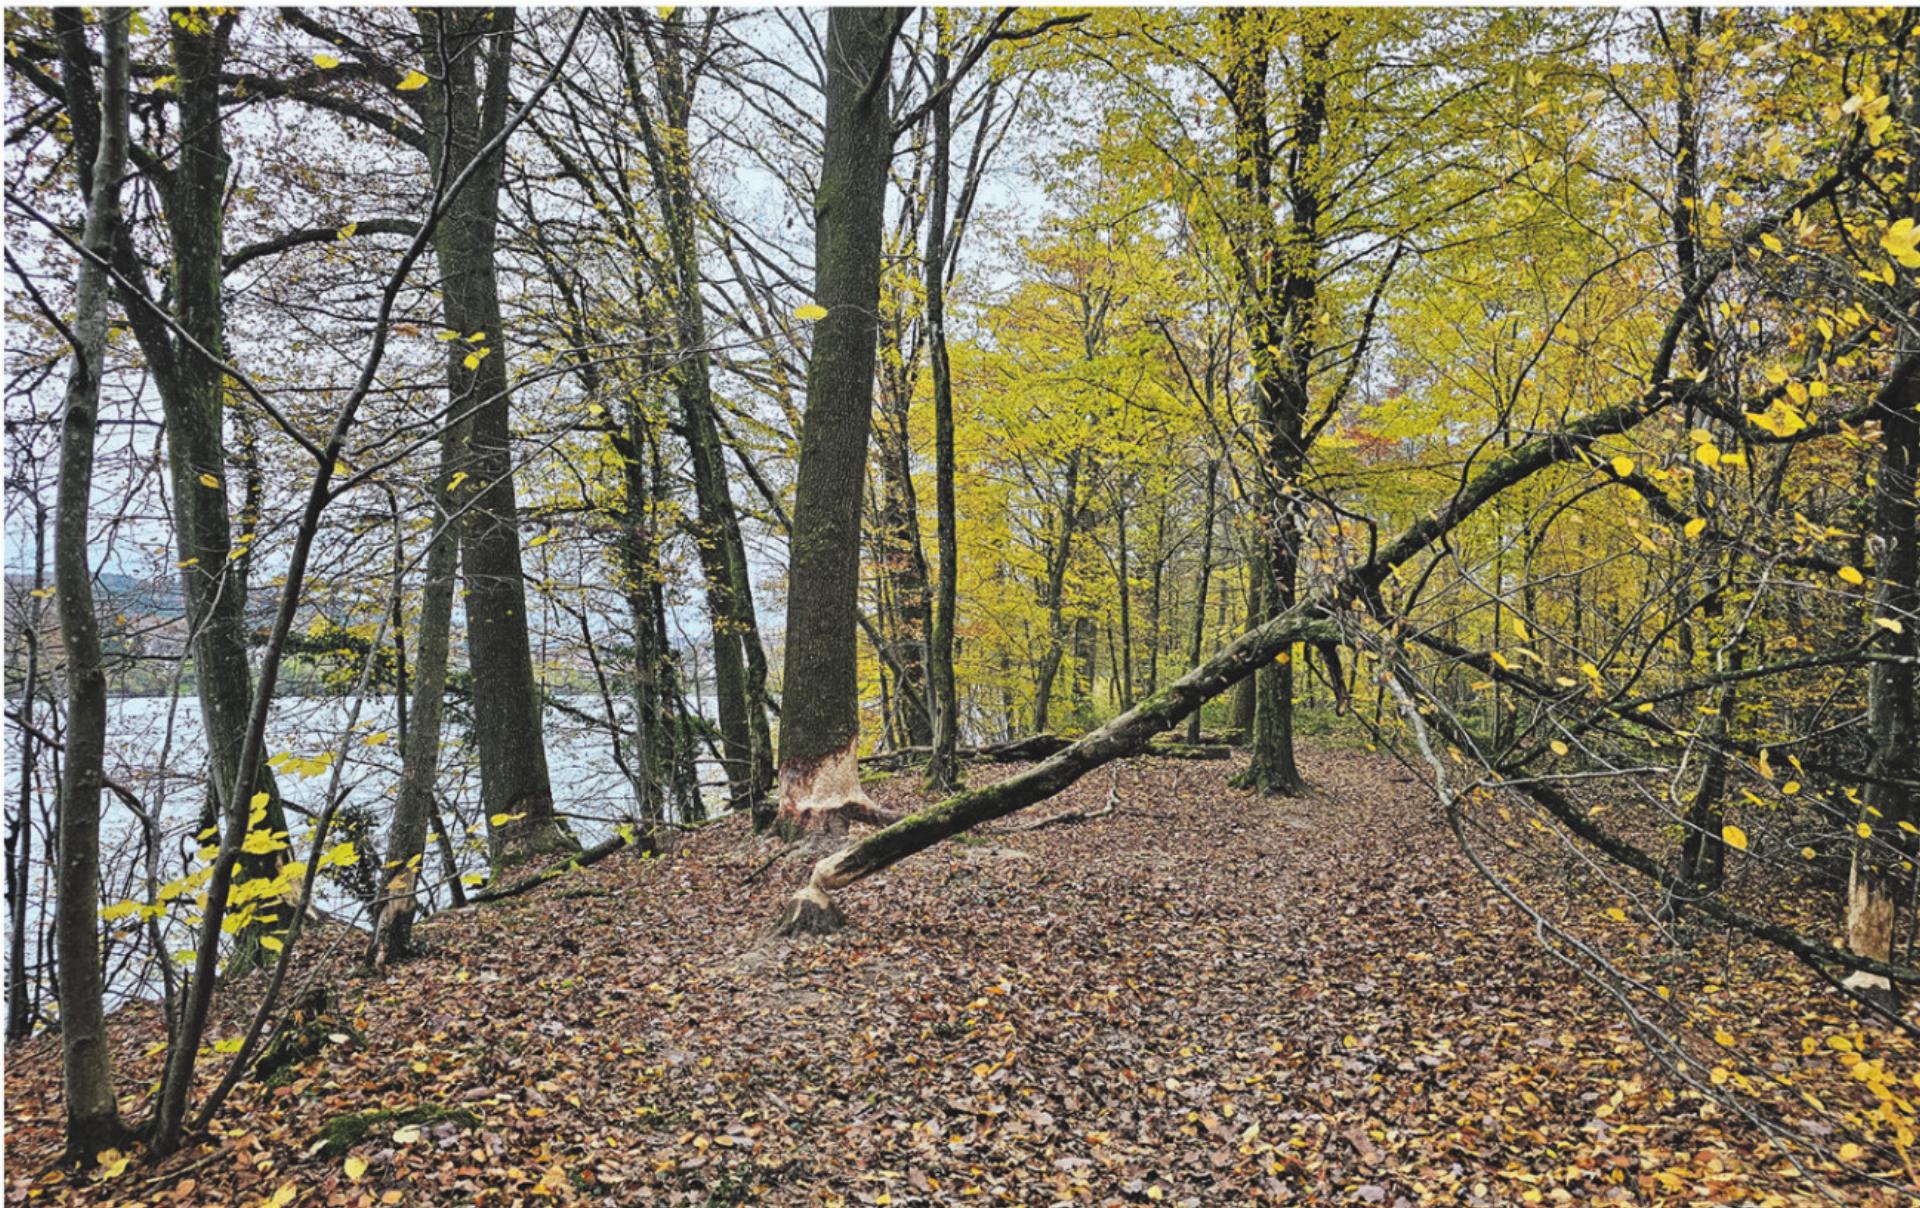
[5,744,1916,1206]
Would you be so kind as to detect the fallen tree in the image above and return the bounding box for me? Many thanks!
[771,131,1879,936]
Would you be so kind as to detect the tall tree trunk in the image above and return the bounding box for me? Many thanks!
[777,7,898,833]
[369,423,464,967]
[924,18,963,791]
[50,6,130,1159]
[162,13,294,969]
[59,7,295,968]
[628,10,777,824]
[1226,13,1325,797]
[419,8,573,870]
[1844,351,1920,1000]
[1115,492,1135,708]
[1185,461,1219,744]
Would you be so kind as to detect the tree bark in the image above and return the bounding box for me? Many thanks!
[1185,461,1219,744]
[50,6,130,1159]
[627,10,776,825]
[417,8,574,870]
[924,19,963,792]
[369,424,464,967]
[1844,350,1920,999]
[776,7,898,833]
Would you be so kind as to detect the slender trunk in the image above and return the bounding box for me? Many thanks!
[7,507,48,1041]
[1116,493,1135,708]
[369,423,464,966]
[776,7,897,833]
[628,11,776,823]
[419,9,572,870]
[1185,462,1218,744]
[50,7,130,1158]
[1032,449,1085,733]
[924,21,962,791]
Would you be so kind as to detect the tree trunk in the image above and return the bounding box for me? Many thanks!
[628,10,777,825]
[162,14,295,970]
[1185,461,1218,744]
[776,7,898,833]
[50,6,130,1159]
[369,423,464,967]
[1032,448,1085,733]
[1116,492,1135,708]
[924,20,963,792]
[1225,13,1325,798]
[1844,351,1920,1000]
[418,8,573,871]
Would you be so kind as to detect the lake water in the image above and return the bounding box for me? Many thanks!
[6,693,725,1012]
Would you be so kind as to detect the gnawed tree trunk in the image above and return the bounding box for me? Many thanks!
[775,609,1342,933]
[776,7,898,834]
[49,6,130,1159]
[418,8,574,871]
[1844,351,1920,999]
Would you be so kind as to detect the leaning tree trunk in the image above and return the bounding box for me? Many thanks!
[419,8,573,871]
[775,7,898,834]
[1844,350,1920,1000]
[49,6,130,1160]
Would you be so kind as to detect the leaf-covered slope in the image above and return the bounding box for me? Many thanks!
[5,747,1911,1205]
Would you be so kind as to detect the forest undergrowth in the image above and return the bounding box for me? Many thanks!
[7,744,1915,1206]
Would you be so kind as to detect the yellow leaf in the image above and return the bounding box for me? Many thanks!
[1714,1028,1736,1048]
[395,69,429,92]
[361,731,390,746]
[1802,847,1817,859]
[1694,443,1721,468]
[1782,780,1800,796]
[1872,617,1904,634]
[344,1155,368,1181]
[1609,455,1634,477]
[1683,517,1707,540]
[337,221,358,240]
[1605,907,1628,923]
[794,303,829,321]
[1721,824,1748,851]
[1857,822,1873,839]
[260,935,284,952]
[1881,218,1920,268]
[1838,565,1865,586]
[199,472,221,488]
[1760,232,1784,254]
[313,52,340,70]
[391,1125,422,1144]
[1549,740,1569,757]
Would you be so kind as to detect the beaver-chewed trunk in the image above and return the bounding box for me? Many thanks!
[776,740,891,839]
